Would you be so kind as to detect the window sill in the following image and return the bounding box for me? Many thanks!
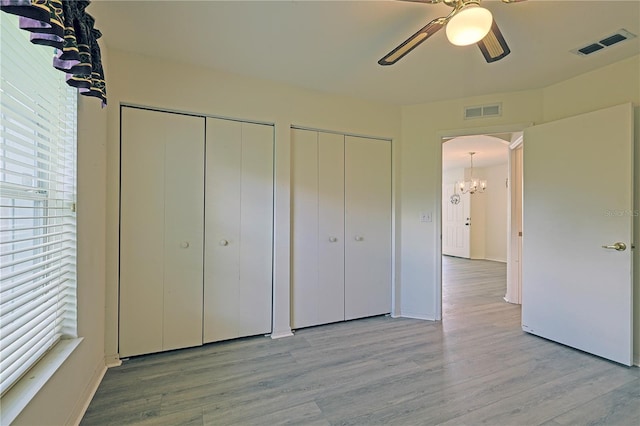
[1,338,83,425]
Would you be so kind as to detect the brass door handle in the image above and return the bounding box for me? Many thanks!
[602,242,626,251]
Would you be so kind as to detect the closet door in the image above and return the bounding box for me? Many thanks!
[120,108,204,357]
[204,118,273,343]
[291,129,318,328]
[317,132,345,324]
[344,136,392,320]
[291,129,345,329]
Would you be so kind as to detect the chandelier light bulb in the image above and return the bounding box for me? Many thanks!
[446,4,493,46]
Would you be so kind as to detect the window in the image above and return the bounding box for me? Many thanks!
[0,13,78,397]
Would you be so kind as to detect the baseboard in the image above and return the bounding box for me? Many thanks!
[398,311,437,321]
[485,257,507,263]
[68,361,107,426]
[104,353,122,368]
[634,354,639,367]
[270,330,294,339]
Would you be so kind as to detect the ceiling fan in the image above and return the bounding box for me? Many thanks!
[378,0,526,66]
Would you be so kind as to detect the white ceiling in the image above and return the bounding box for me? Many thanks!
[442,134,512,171]
[88,0,640,106]
[88,1,638,165]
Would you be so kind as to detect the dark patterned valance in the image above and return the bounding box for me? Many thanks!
[1,0,107,106]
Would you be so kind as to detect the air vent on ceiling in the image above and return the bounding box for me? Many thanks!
[571,29,637,56]
[464,103,502,120]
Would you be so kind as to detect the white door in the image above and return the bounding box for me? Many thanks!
[317,132,346,324]
[120,107,205,357]
[522,103,634,366]
[442,184,471,258]
[291,129,345,329]
[203,118,273,343]
[344,136,392,320]
[291,129,320,328]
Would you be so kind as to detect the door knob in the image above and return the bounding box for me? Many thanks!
[219,239,229,246]
[602,242,626,251]
[329,237,338,242]
[180,241,190,248]
[355,236,364,242]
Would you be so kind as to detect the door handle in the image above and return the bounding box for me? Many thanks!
[602,242,626,251]
[329,237,338,243]
[355,236,364,242]
[219,239,229,246]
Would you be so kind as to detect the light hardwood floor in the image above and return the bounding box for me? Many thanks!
[82,257,639,425]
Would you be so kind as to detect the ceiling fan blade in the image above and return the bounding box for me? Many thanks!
[378,18,446,66]
[477,20,511,63]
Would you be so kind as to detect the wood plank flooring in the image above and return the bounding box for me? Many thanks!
[81,257,639,425]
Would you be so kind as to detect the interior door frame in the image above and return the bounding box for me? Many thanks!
[436,123,531,320]
[505,135,524,304]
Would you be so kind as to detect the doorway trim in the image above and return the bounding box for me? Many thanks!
[505,135,524,304]
[436,123,532,320]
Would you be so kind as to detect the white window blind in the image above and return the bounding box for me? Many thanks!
[0,13,77,396]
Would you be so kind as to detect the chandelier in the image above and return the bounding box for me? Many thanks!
[457,152,487,194]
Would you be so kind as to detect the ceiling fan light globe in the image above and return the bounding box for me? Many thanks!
[446,5,493,46]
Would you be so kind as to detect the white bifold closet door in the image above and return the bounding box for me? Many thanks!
[291,129,391,329]
[344,136,392,320]
[291,130,345,329]
[203,118,274,343]
[120,107,205,358]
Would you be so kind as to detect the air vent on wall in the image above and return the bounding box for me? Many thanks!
[571,29,637,56]
[464,103,502,120]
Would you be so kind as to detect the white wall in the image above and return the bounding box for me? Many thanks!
[400,89,543,319]
[469,168,486,260]
[13,96,109,424]
[483,163,508,262]
[443,167,464,185]
[103,49,402,361]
